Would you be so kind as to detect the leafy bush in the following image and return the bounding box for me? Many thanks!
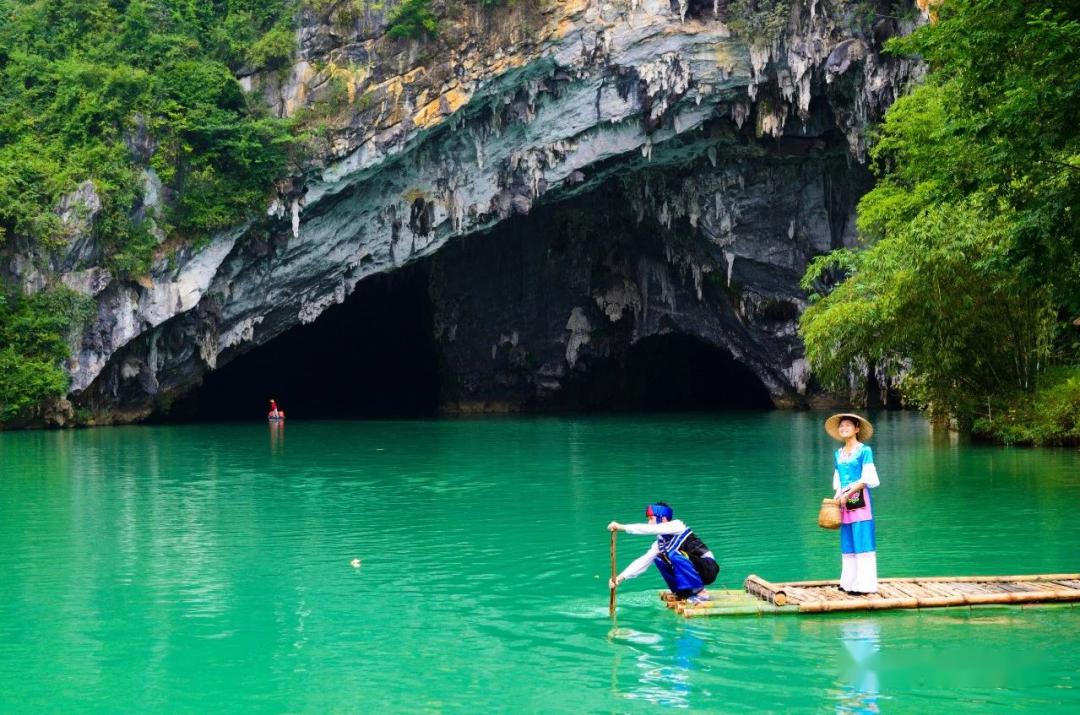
[0,287,93,422]
[973,368,1080,447]
[245,24,297,70]
[386,0,438,39]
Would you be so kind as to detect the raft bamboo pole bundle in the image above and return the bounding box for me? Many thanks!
[671,594,764,610]
[659,589,746,603]
[744,575,789,606]
[681,602,799,618]
[777,573,1080,587]
[733,573,1080,614]
[662,574,1080,617]
[795,588,1080,613]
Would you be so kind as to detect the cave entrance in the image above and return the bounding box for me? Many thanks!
[168,263,439,421]
[567,333,774,412]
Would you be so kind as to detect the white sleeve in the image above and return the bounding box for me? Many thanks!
[618,542,659,582]
[832,470,840,491]
[861,463,880,488]
[623,519,687,536]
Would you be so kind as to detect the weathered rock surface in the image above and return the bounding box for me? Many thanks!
[428,145,870,412]
[13,1,921,423]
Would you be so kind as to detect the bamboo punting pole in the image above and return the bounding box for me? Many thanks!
[609,530,617,618]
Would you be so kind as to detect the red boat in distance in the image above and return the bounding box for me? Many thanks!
[268,398,285,422]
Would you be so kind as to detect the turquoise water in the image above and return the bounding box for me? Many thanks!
[1,413,1078,712]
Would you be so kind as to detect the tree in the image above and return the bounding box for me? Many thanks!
[800,0,1080,432]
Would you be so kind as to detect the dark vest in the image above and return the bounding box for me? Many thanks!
[656,528,718,592]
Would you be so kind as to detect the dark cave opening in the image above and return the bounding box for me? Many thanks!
[167,264,439,421]
[563,333,774,412]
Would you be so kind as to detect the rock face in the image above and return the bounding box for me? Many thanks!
[427,150,870,412]
[22,1,920,423]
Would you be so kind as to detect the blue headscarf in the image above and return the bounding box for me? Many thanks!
[646,502,674,522]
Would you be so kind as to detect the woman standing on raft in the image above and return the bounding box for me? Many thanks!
[826,413,880,595]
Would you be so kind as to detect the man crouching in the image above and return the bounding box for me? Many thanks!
[608,502,719,604]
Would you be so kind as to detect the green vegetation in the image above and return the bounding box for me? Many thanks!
[0,287,93,422]
[0,0,304,423]
[386,0,439,39]
[384,0,514,40]
[726,0,794,41]
[0,0,515,270]
[0,0,525,425]
[800,0,1080,444]
[306,1,384,32]
[973,367,1080,446]
[0,0,298,276]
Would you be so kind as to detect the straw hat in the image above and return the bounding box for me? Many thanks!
[824,413,874,442]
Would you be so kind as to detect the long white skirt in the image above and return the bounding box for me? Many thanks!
[840,551,878,593]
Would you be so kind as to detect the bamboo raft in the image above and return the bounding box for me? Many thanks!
[660,573,1080,618]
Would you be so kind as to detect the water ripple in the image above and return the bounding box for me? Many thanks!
[1,415,1079,712]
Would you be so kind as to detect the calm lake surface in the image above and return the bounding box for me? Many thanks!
[2,412,1079,713]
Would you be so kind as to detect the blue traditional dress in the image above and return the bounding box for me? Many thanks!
[616,520,718,599]
[833,443,880,593]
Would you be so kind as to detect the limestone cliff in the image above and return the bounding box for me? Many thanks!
[11,1,922,423]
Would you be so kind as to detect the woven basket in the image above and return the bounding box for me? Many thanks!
[818,498,841,530]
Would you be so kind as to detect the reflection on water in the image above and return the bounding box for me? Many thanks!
[835,620,882,714]
[1,414,1079,712]
[269,421,284,454]
[614,624,705,708]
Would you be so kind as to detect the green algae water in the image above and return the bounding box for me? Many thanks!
[2,413,1079,713]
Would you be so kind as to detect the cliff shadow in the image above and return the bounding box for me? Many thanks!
[166,263,439,421]
[557,333,774,412]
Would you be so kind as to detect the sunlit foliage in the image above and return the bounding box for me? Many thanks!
[800,0,1079,440]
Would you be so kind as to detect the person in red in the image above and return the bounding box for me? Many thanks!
[268,399,285,419]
